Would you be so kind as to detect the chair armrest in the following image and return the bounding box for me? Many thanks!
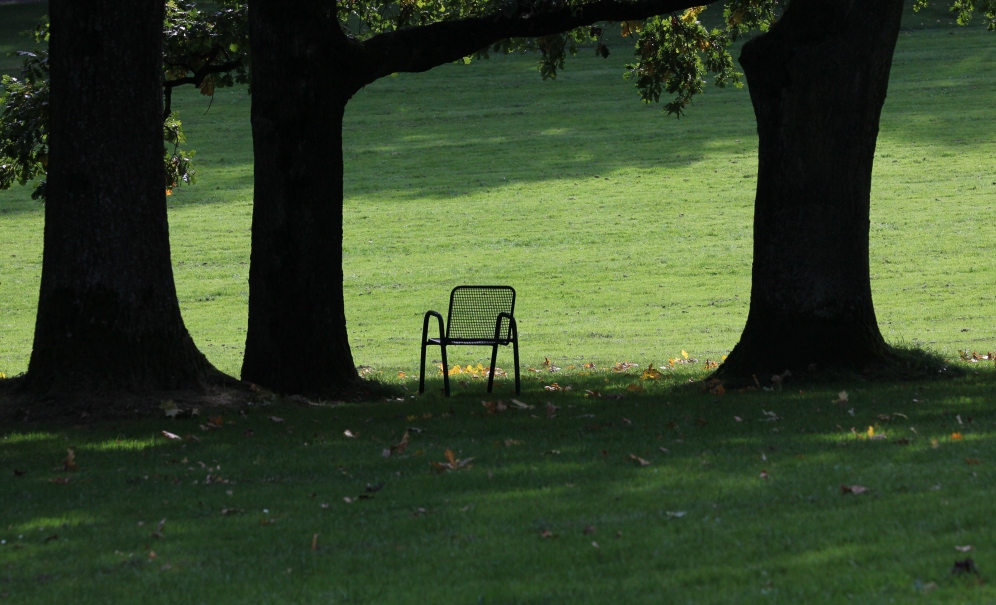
[422,310,445,343]
[493,312,517,342]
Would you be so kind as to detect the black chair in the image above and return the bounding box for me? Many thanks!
[419,285,521,396]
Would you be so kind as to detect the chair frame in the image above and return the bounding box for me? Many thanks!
[419,285,521,396]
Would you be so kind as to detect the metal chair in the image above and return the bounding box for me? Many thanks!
[419,285,520,396]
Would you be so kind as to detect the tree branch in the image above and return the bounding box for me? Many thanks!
[358,0,721,85]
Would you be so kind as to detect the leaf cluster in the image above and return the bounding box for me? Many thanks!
[0,21,49,200]
[921,0,996,29]
[624,1,777,116]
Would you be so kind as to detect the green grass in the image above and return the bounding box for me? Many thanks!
[2,4,996,601]
[2,371,996,603]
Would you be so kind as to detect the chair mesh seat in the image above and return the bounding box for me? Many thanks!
[446,287,515,341]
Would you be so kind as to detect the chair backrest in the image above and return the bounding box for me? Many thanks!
[446,286,516,341]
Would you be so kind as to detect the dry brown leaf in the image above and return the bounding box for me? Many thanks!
[63,449,77,472]
[629,454,651,467]
[430,448,473,472]
[539,530,557,538]
[382,431,411,458]
[965,458,981,465]
[840,484,868,495]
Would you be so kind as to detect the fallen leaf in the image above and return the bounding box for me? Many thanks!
[629,454,651,466]
[207,415,224,428]
[220,508,242,515]
[931,439,940,449]
[162,431,182,441]
[666,511,686,518]
[148,551,157,561]
[834,390,849,404]
[734,416,743,423]
[397,371,406,378]
[268,416,284,423]
[509,399,533,409]
[544,383,563,392]
[840,484,868,495]
[430,448,473,472]
[951,432,963,441]
[53,476,71,484]
[641,364,663,380]
[591,541,600,548]
[344,430,356,438]
[955,545,974,552]
[544,402,559,419]
[584,390,602,398]
[160,400,180,418]
[759,470,769,480]
[709,383,725,395]
[311,533,319,551]
[343,497,354,504]
[151,518,166,539]
[626,384,645,393]
[382,431,410,458]
[540,530,557,538]
[965,458,981,465]
[63,449,77,472]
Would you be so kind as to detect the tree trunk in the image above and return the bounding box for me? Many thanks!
[716,0,905,384]
[23,0,217,395]
[241,1,360,395]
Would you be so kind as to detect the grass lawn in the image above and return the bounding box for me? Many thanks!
[1,2,996,602]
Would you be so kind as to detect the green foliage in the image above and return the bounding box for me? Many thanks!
[0,20,48,200]
[624,1,777,116]
[917,0,996,29]
[163,0,250,92]
[0,3,251,201]
[163,112,195,192]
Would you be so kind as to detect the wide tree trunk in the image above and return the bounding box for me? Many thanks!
[241,1,360,395]
[715,0,905,383]
[23,0,217,395]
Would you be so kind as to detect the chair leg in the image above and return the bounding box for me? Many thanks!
[512,340,521,395]
[487,344,499,393]
[419,341,428,394]
[440,344,450,397]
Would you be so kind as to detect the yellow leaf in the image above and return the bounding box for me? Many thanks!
[641,363,663,380]
[867,426,875,437]
[397,371,406,378]
[681,6,705,24]
[681,350,689,360]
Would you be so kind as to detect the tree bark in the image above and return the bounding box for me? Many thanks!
[23,0,218,395]
[716,0,905,384]
[241,1,361,394]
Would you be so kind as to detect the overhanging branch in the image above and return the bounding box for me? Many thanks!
[359,0,721,85]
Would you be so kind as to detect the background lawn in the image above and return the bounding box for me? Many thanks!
[1,3,996,603]
[0,3,993,381]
